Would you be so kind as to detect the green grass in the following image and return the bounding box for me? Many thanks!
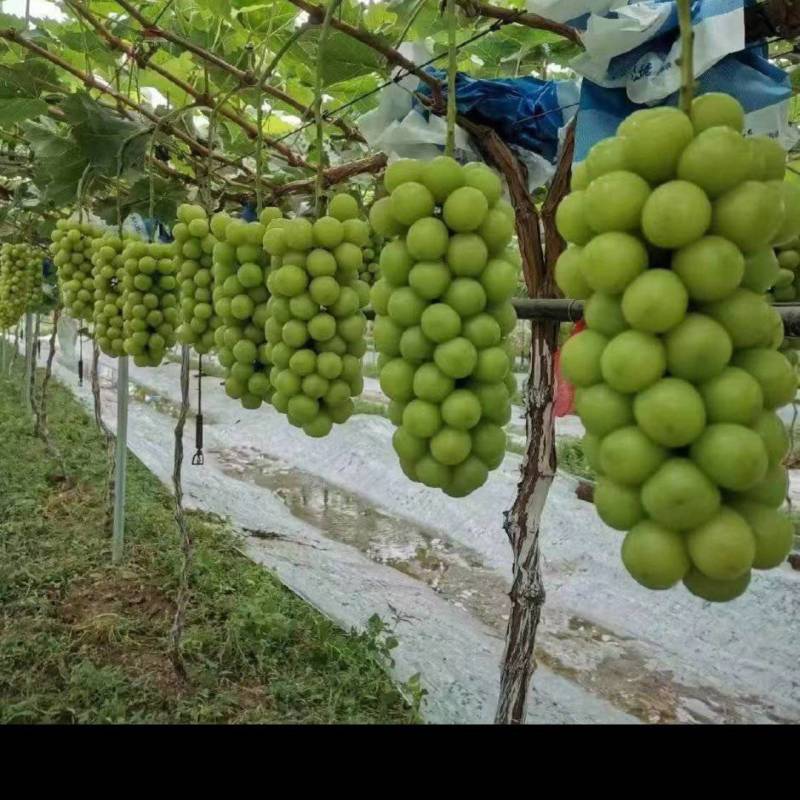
[352,398,388,417]
[0,366,420,724]
[504,434,595,482]
[786,508,800,554]
[556,436,596,482]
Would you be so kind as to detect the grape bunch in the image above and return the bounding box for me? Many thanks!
[120,239,178,367]
[262,193,370,437]
[90,232,128,357]
[769,238,800,301]
[50,218,101,322]
[173,204,221,355]
[369,156,519,497]
[359,231,382,286]
[556,92,799,602]
[211,209,275,410]
[0,242,41,329]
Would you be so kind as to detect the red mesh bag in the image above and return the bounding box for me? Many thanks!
[554,319,586,417]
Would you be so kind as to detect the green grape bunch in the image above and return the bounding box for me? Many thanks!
[0,242,43,329]
[211,208,275,410]
[369,156,520,497]
[768,237,800,302]
[359,231,382,286]
[555,92,800,603]
[120,239,179,367]
[50,217,102,322]
[174,203,221,355]
[261,193,371,437]
[90,232,128,357]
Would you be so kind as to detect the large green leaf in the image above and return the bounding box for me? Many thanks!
[319,31,382,87]
[0,60,63,99]
[117,176,186,224]
[61,92,149,177]
[0,98,48,126]
[21,118,89,207]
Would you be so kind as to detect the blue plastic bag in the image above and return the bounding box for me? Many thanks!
[525,1,796,159]
[575,45,794,160]
[416,69,579,163]
[239,202,258,222]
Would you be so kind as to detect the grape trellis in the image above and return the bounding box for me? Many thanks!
[1,0,799,725]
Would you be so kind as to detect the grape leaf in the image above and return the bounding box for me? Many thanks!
[0,98,48,125]
[60,92,149,177]
[21,118,90,207]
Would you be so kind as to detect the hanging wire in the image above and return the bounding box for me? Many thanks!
[445,0,457,157]
[191,354,204,465]
[78,328,83,386]
[314,0,342,216]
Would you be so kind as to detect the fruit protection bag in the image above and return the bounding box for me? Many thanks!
[356,43,578,191]
[554,318,585,418]
[525,0,797,158]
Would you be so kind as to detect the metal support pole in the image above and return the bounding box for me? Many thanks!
[111,355,129,565]
[23,312,33,411]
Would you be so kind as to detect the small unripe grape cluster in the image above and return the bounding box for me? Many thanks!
[359,231,382,286]
[90,233,128,357]
[50,218,101,322]
[0,242,41,329]
[262,194,370,437]
[173,203,221,354]
[369,156,520,497]
[120,239,179,367]
[556,92,799,602]
[211,208,275,410]
[768,238,800,302]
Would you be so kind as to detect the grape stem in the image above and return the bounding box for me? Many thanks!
[445,0,458,158]
[677,0,695,113]
[314,0,343,217]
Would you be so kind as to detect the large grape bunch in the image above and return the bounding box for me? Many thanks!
[555,93,800,602]
[90,232,128,357]
[261,193,371,436]
[120,239,178,367]
[0,242,41,329]
[173,203,221,355]
[211,209,276,410]
[769,238,800,301]
[369,156,519,497]
[50,218,101,322]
